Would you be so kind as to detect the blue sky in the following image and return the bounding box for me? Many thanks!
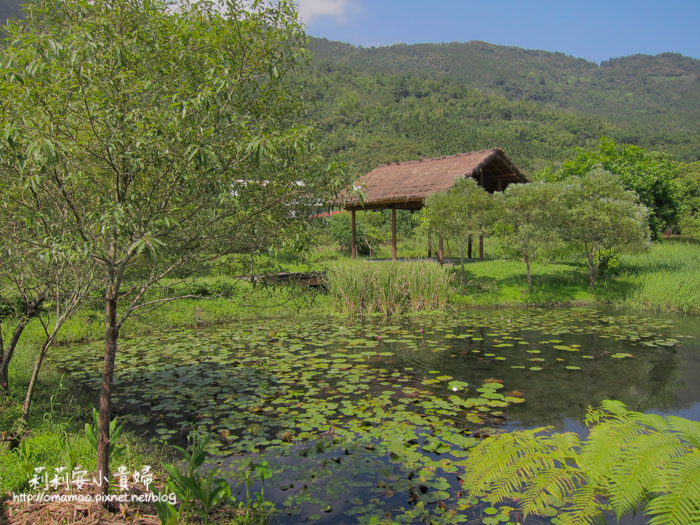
[297,0,700,63]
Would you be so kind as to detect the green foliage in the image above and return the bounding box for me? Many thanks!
[325,260,450,316]
[463,400,700,524]
[543,138,680,237]
[420,177,493,286]
[85,406,126,466]
[160,433,273,525]
[494,181,565,292]
[561,168,650,288]
[308,39,700,163]
[328,211,386,256]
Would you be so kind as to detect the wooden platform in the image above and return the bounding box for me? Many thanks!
[237,271,326,288]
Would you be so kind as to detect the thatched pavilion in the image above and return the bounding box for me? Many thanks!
[344,148,527,260]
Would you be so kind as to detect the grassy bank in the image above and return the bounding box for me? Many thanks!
[448,239,700,314]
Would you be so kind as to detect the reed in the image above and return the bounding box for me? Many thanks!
[325,260,450,316]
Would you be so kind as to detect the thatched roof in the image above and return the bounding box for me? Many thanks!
[344,148,527,211]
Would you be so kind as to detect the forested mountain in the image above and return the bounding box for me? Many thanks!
[307,38,700,169]
[298,63,619,174]
[2,2,697,175]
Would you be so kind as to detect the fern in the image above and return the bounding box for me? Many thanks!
[645,453,700,525]
[463,401,700,525]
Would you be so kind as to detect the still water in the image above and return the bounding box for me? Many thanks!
[52,307,700,523]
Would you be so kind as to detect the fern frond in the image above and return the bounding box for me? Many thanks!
[463,427,554,498]
[462,403,700,525]
[563,484,607,525]
[582,414,646,478]
[667,415,700,449]
[645,453,700,525]
[520,466,585,517]
[608,431,688,517]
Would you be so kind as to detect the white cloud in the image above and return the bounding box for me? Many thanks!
[296,0,353,25]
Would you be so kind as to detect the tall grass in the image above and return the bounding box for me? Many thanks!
[620,240,700,314]
[325,260,450,316]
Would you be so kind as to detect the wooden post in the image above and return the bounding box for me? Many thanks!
[438,235,444,265]
[427,234,432,259]
[479,234,484,260]
[497,177,503,192]
[391,208,397,261]
[351,209,357,260]
[467,235,472,259]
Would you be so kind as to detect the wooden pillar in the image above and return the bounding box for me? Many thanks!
[438,235,444,265]
[479,235,484,260]
[497,177,503,192]
[351,209,357,260]
[467,235,472,259]
[427,234,432,259]
[391,208,397,261]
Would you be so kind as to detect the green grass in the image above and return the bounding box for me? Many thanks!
[447,239,700,312]
[619,240,700,314]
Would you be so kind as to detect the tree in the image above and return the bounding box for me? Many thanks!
[0,247,44,395]
[676,161,700,240]
[421,177,493,287]
[562,168,650,289]
[542,137,679,238]
[0,0,344,495]
[329,211,386,257]
[494,181,564,293]
[0,212,94,421]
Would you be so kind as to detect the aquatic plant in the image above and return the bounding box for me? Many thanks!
[159,433,273,525]
[462,400,700,524]
[326,260,450,315]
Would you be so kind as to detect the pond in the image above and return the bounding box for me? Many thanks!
[51,307,700,524]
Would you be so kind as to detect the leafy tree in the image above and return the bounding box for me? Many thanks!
[562,168,650,289]
[675,161,700,240]
[421,177,492,287]
[543,137,680,238]
[328,211,386,257]
[463,400,700,525]
[0,0,343,494]
[0,247,44,395]
[494,181,564,293]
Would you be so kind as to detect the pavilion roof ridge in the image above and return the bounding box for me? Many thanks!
[375,148,503,169]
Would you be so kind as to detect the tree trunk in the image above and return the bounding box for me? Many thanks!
[479,235,484,260]
[525,252,533,293]
[21,334,56,421]
[97,291,119,496]
[438,235,444,265]
[0,318,30,394]
[587,253,596,289]
[459,246,465,288]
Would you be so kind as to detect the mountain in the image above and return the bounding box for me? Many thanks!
[2,5,697,173]
[308,38,700,164]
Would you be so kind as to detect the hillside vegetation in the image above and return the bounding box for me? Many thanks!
[308,38,700,163]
